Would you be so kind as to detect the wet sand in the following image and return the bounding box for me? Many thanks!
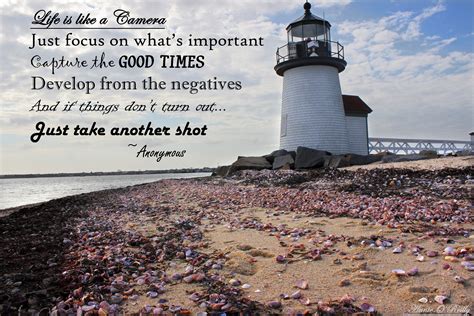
[0,157,472,315]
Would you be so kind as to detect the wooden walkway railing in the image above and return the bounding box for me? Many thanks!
[368,138,473,155]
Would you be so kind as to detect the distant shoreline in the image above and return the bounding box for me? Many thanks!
[0,168,215,179]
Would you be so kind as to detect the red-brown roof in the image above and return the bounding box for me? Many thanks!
[342,95,372,115]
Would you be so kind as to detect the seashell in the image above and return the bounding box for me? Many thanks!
[171,273,182,281]
[295,280,308,290]
[453,275,465,283]
[299,297,311,306]
[267,301,282,309]
[98,308,108,316]
[434,295,447,305]
[340,294,355,304]
[73,287,83,298]
[168,306,182,313]
[81,305,95,312]
[416,255,425,262]
[110,294,123,304]
[407,268,418,276]
[442,263,451,270]
[141,305,152,314]
[221,303,232,310]
[418,297,428,304]
[229,279,241,286]
[443,246,455,256]
[241,283,251,289]
[463,263,474,271]
[391,269,406,276]
[123,288,134,296]
[360,303,375,312]
[276,255,286,263]
[99,301,110,312]
[352,254,364,260]
[463,254,474,261]
[184,266,194,275]
[290,290,301,299]
[444,256,459,262]
[323,240,333,247]
[192,273,205,282]
[136,278,146,285]
[280,293,289,300]
[188,293,200,302]
[339,279,350,287]
[130,295,139,301]
[153,308,163,315]
[147,291,158,298]
[393,246,403,254]
[183,275,194,283]
[426,251,438,257]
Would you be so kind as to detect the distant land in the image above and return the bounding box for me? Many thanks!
[0,168,215,179]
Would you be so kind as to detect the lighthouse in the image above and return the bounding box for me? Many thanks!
[275,2,354,154]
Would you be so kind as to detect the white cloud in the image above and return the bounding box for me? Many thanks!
[337,2,472,140]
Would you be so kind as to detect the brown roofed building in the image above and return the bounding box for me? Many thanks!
[342,95,372,155]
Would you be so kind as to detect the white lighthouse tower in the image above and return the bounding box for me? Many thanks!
[275,1,350,154]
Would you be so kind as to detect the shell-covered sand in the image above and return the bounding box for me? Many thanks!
[0,156,472,315]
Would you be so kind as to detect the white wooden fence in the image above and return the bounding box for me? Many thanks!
[368,138,473,155]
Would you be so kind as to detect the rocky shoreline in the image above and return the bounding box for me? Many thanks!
[0,157,472,315]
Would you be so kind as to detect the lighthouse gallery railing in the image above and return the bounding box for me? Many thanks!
[276,40,344,64]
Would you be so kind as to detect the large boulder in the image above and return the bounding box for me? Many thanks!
[345,154,382,166]
[323,155,350,169]
[227,156,272,175]
[264,149,296,164]
[214,165,231,177]
[295,147,332,169]
[273,154,295,170]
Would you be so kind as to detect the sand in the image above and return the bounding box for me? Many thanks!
[343,156,473,171]
[0,156,472,315]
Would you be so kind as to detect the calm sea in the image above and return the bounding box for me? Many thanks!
[0,173,210,210]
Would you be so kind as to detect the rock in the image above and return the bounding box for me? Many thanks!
[419,150,438,158]
[382,154,430,164]
[344,154,381,166]
[273,154,295,170]
[264,149,295,164]
[227,156,272,175]
[324,155,350,169]
[295,147,331,169]
[214,165,231,177]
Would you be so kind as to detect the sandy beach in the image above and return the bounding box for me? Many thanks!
[0,156,472,315]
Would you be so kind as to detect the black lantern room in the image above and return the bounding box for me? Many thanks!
[275,1,346,76]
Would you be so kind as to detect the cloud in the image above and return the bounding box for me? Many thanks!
[337,1,472,140]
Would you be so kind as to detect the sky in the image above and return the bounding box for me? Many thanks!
[0,0,472,174]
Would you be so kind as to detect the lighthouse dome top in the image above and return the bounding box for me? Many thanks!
[274,1,346,75]
[287,2,331,32]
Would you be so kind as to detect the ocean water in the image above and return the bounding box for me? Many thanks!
[0,173,210,210]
